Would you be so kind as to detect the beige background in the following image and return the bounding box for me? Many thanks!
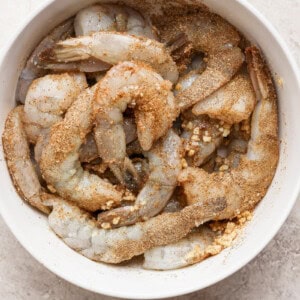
[0,0,299,299]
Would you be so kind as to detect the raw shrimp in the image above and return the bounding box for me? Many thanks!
[40,87,124,212]
[39,32,179,83]
[16,18,74,104]
[157,11,244,109]
[45,194,226,263]
[23,72,87,143]
[93,61,178,184]
[181,113,227,167]
[179,47,279,220]
[192,73,256,124]
[143,226,216,270]
[74,4,157,39]
[2,106,50,214]
[97,130,182,228]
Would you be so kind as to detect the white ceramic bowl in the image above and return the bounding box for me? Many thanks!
[0,0,299,299]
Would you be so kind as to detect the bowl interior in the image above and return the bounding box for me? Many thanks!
[0,0,300,299]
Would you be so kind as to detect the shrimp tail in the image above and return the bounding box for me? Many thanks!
[43,41,91,62]
[110,157,140,187]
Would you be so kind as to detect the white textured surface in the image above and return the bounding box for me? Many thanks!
[0,0,299,299]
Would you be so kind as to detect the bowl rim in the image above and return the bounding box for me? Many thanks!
[0,0,300,298]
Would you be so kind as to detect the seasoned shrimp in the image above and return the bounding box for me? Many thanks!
[181,113,227,167]
[179,47,279,220]
[40,87,123,212]
[16,18,74,104]
[192,74,256,124]
[157,11,244,109]
[74,4,157,39]
[23,72,87,143]
[97,130,182,228]
[39,32,179,83]
[93,61,178,184]
[2,106,50,214]
[45,194,226,263]
[143,226,216,270]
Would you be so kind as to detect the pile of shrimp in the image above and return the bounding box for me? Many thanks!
[2,3,279,270]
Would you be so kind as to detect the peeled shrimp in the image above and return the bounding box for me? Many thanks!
[40,87,123,212]
[157,11,244,109]
[2,106,49,214]
[39,32,179,83]
[93,61,178,184]
[23,72,87,143]
[192,74,256,124]
[16,18,74,104]
[143,226,216,270]
[97,130,182,228]
[74,4,157,39]
[179,47,279,220]
[45,194,226,263]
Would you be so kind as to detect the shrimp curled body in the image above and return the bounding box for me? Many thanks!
[40,87,123,212]
[23,72,87,143]
[97,129,182,228]
[158,11,244,110]
[93,61,178,183]
[179,47,279,220]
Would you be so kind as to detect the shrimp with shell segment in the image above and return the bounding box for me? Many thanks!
[179,46,279,220]
[39,32,179,83]
[2,106,50,214]
[157,11,244,110]
[93,61,178,185]
[74,4,157,40]
[23,72,87,143]
[97,129,182,228]
[40,86,123,212]
[45,193,226,263]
